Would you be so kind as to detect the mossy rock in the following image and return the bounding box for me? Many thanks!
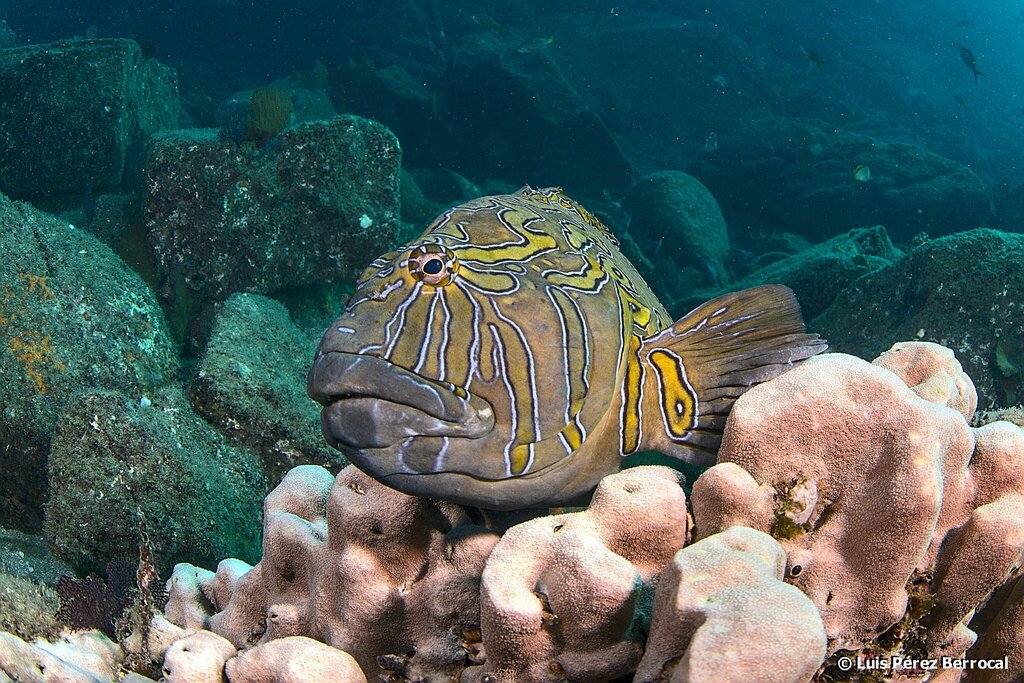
[0,192,179,531]
[190,293,345,486]
[45,389,265,576]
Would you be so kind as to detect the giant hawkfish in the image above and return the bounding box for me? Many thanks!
[308,187,826,510]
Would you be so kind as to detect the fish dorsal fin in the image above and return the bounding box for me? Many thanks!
[634,285,826,465]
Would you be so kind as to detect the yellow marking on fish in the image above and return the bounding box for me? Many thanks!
[620,336,644,454]
[649,349,698,439]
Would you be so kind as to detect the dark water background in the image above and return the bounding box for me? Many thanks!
[3,0,1022,190]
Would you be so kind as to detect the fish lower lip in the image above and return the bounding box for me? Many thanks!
[309,351,473,423]
[308,352,494,437]
[322,397,489,450]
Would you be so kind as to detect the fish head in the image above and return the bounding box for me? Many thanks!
[308,238,501,500]
[308,189,655,508]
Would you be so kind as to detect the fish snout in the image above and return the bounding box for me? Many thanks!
[308,352,494,450]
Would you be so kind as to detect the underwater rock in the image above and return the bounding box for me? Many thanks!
[442,32,635,197]
[621,171,730,301]
[397,168,446,240]
[143,114,400,301]
[0,20,18,49]
[0,192,179,532]
[0,570,60,642]
[690,344,1024,666]
[997,183,1024,233]
[812,229,1024,408]
[0,38,179,200]
[674,225,902,320]
[165,465,498,680]
[688,116,991,244]
[0,528,75,587]
[634,526,826,683]
[464,466,688,683]
[45,389,265,576]
[190,293,344,486]
[410,167,484,208]
[330,60,445,171]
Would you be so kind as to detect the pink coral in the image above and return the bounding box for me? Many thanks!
[635,526,826,683]
[166,464,498,679]
[690,343,1024,669]
[464,466,689,683]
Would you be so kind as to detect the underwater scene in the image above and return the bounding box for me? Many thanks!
[1,0,1024,681]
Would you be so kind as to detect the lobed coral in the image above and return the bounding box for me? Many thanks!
[465,466,689,682]
[635,526,827,683]
[690,341,1024,676]
[165,464,499,680]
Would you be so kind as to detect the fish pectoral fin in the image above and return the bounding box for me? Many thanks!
[636,285,827,465]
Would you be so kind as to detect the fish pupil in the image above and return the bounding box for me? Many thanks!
[423,257,444,275]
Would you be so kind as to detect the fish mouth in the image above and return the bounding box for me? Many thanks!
[308,352,495,451]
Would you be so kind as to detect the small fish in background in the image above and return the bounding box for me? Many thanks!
[704,132,719,153]
[953,93,968,109]
[954,42,984,81]
[853,165,871,182]
[517,36,554,54]
[800,44,824,68]
[471,14,503,29]
[955,19,975,28]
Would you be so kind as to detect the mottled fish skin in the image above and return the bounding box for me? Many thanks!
[309,187,825,509]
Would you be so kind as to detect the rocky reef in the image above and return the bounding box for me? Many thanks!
[4,342,1020,682]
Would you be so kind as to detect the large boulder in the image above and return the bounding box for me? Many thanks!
[0,38,179,199]
[440,32,635,197]
[189,293,344,485]
[621,171,730,301]
[812,229,1024,408]
[674,225,902,320]
[688,117,991,243]
[997,184,1024,233]
[0,193,179,531]
[45,388,265,576]
[143,115,401,302]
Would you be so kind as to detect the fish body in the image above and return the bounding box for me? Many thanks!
[800,44,824,68]
[704,131,719,153]
[956,43,984,81]
[308,187,825,510]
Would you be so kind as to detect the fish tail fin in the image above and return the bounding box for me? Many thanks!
[634,285,826,465]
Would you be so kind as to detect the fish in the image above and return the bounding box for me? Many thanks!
[853,165,871,182]
[517,36,554,54]
[800,44,824,68]
[955,42,984,81]
[953,93,968,109]
[308,187,826,510]
[704,132,718,153]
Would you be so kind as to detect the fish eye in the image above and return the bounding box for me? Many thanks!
[423,257,444,275]
[408,245,458,286]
